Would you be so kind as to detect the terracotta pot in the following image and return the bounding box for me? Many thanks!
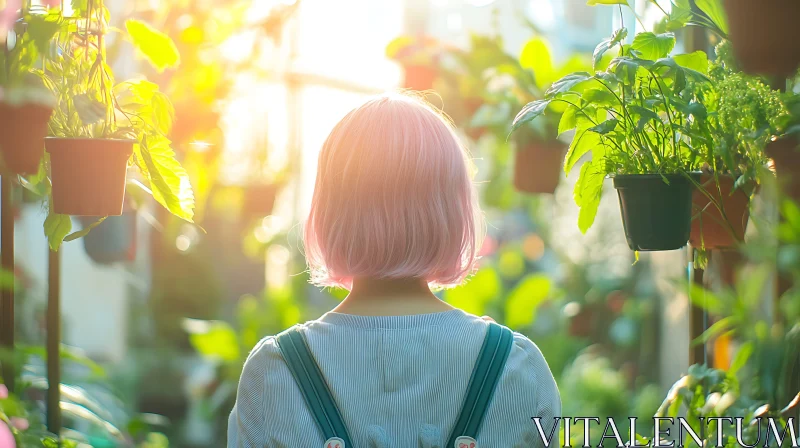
[463,97,486,140]
[513,141,566,194]
[725,0,800,77]
[689,174,750,249]
[402,65,437,91]
[0,102,53,174]
[766,137,800,201]
[46,138,133,216]
[242,184,278,219]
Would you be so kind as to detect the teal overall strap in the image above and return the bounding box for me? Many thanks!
[446,322,514,447]
[276,326,353,447]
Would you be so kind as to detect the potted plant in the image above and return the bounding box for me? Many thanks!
[30,1,194,250]
[723,0,800,78]
[0,10,60,174]
[475,37,597,194]
[385,35,445,91]
[512,27,712,251]
[689,40,788,249]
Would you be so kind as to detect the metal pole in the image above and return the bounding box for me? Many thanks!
[46,248,61,435]
[1,176,15,392]
[689,249,708,366]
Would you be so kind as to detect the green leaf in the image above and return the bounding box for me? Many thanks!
[184,319,240,362]
[64,217,107,242]
[519,38,555,88]
[43,212,72,251]
[631,32,676,60]
[582,87,617,107]
[673,51,709,74]
[589,118,618,134]
[573,161,605,233]
[587,0,628,4]
[444,267,502,316]
[511,99,551,133]
[545,72,592,97]
[728,341,753,376]
[125,19,180,72]
[593,28,628,70]
[505,274,551,329]
[565,127,602,176]
[558,105,579,136]
[695,0,728,35]
[26,13,62,55]
[137,138,195,222]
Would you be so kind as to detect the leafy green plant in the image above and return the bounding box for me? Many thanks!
[0,7,60,107]
[471,36,597,145]
[512,27,712,232]
[20,1,192,250]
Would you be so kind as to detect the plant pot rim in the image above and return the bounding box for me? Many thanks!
[45,137,136,143]
[612,171,702,180]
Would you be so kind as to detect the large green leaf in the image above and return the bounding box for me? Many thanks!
[125,19,180,72]
[565,127,602,176]
[587,0,628,4]
[511,99,551,133]
[44,212,72,251]
[695,0,728,35]
[185,319,240,362]
[26,13,62,55]
[589,118,619,134]
[519,38,555,88]
[573,161,605,233]
[673,51,709,74]
[444,267,502,316]
[593,28,628,70]
[137,138,195,222]
[545,72,592,97]
[631,32,676,60]
[558,105,579,136]
[505,274,551,329]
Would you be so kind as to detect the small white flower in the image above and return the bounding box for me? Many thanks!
[699,392,721,415]
[714,392,737,414]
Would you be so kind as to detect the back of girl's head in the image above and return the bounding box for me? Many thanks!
[304,92,484,290]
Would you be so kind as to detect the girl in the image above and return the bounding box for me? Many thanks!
[228,93,560,447]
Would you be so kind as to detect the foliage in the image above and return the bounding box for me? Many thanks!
[653,364,797,448]
[30,2,195,251]
[699,40,788,189]
[0,9,60,108]
[512,27,713,232]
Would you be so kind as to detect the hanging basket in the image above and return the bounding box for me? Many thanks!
[513,141,566,194]
[402,64,438,91]
[689,174,751,249]
[46,138,134,216]
[613,173,698,251]
[766,136,800,200]
[0,103,53,174]
[725,0,800,77]
[242,183,279,220]
[79,207,137,264]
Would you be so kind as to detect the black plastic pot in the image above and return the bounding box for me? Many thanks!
[613,173,698,251]
[78,209,136,264]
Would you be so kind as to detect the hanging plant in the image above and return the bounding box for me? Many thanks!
[511,26,713,251]
[28,0,191,250]
[0,9,61,174]
[689,41,788,250]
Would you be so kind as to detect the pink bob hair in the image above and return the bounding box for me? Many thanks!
[303,92,484,290]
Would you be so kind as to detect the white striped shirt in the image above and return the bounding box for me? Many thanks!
[227,308,561,447]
